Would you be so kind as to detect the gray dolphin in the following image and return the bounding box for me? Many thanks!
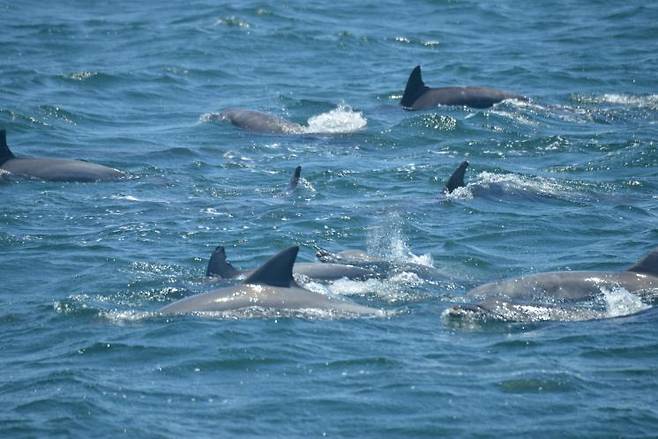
[220,108,304,134]
[449,246,658,320]
[315,247,447,281]
[0,130,124,182]
[206,245,380,282]
[161,246,383,315]
[400,66,526,110]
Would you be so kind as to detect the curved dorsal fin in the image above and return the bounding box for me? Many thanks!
[400,66,430,109]
[244,246,299,287]
[206,246,241,278]
[627,246,658,276]
[288,165,301,191]
[444,161,469,194]
[0,129,15,163]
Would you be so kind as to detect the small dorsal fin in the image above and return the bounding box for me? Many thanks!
[400,66,430,109]
[288,165,301,191]
[206,246,241,278]
[444,161,469,194]
[627,246,658,276]
[243,246,299,287]
[0,129,15,163]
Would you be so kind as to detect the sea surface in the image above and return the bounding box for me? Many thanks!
[1,0,658,437]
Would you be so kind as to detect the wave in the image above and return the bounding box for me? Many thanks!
[573,93,658,110]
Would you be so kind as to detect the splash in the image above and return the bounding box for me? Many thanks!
[443,286,651,325]
[600,286,650,318]
[303,104,367,134]
[303,273,426,304]
[366,212,434,267]
[445,171,576,201]
[199,104,366,134]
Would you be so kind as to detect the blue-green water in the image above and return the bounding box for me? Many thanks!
[2,0,658,437]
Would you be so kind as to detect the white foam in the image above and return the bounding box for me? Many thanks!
[589,93,658,110]
[601,287,650,318]
[303,104,367,134]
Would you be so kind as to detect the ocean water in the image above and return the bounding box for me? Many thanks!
[1,0,658,437]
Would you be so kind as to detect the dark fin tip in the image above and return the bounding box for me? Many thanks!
[400,65,429,108]
[444,161,469,194]
[244,246,299,288]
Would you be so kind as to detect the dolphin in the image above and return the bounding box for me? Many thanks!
[400,66,526,110]
[220,108,304,134]
[444,161,469,194]
[0,130,124,182]
[315,247,447,281]
[160,246,383,315]
[287,165,302,191]
[448,246,658,321]
[206,245,380,282]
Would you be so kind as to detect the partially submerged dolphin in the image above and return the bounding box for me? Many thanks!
[400,66,525,110]
[448,246,658,321]
[0,129,124,182]
[160,246,382,315]
[444,161,469,194]
[287,165,302,191]
[220,108,304,134]
[206,245,379,282]
[315,247,447,281]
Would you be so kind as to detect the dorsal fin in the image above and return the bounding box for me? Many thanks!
[444,161,469,194]
[0,129,15,164]
[288,165,301,191]
[627,246,658,276]
[206,246,241,278]
[400,66,430,109]
[243,246,299,287]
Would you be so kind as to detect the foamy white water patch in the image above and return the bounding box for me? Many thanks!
[302,270,426,304]
[601,287,650,318]
[446,171,574,201]
[582,93,658,110]
[303,105,367,134]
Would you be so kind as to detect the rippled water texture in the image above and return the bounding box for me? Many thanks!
[1,1,657,437]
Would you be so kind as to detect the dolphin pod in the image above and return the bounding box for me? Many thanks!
[0,130,124,182]
[161,246,383,315]
[206,245,380,282]
[400,66,526,110]
[447,247,658,321]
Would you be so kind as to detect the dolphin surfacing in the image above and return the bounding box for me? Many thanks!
[162,246,383,316]
[449,246,658,321]
[0,130,124,182]
[400,66,526,110]
[206,245,380,282]
[220,108,304,134]
[444,161,469,194]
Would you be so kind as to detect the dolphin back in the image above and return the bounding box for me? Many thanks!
[244,246,299,287]
[627,246,658,276]
[400,66,429,109]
